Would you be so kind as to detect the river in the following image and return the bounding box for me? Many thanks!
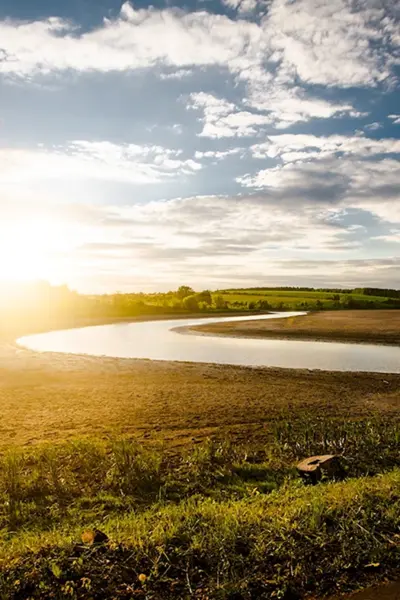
[18,312,400,373]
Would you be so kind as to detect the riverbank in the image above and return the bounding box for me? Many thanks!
[1,340,400,450]
[190,310,400,346]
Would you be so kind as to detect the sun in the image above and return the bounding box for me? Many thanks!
[0,218,67,283]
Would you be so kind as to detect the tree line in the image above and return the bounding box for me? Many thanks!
[2,281,400,337]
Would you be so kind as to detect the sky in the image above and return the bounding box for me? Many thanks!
[0,0,399,293]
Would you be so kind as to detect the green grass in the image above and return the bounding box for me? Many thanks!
[220,289,378,299]
[219,291,389,303]
[216,289,400,311]
[0,415,399,598]
[3,471,400,599]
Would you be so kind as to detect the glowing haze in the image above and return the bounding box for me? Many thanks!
[0,0,399,292]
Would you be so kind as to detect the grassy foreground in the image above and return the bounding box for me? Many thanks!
[192,310,400,345]
[0,415,399,599]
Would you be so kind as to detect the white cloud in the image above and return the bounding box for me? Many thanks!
[388,114,400,125]
[188,90,359,136]
[194,148,243,160]
[222,0,259,14]
[364,122,382,131]
[0,0,397,129]
[0,6,262,77]
[238,150,400,225]
[189,92,274,137]
[250,134,400,162]
[159,68,194,80]
[245,86,363,128]
[264,0,399,88]
[0,141,202,185]
[1,0,397,88]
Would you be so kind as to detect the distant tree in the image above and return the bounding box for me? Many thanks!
[170,298,183,310]
[340,295,358,309]
[182,294,199,311]
[196,290,212,305]
[177,286,195,299]
[213,295,226,309]
[256,300,270,311]
[198,301,209,311]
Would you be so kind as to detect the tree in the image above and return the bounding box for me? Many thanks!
[177,286,195,300]
[214,295,227,309]
[182,295,199,311]
[196,290,212,305]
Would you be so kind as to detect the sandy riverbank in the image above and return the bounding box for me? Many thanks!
[189,310,400,346]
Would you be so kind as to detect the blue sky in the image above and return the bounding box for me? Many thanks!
[0,0,399,292]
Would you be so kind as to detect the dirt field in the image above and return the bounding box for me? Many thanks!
[191,310,400,345]
[1,337,400,452]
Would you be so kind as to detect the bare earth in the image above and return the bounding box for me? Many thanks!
[191,310,400,345]
[330,581,400,600]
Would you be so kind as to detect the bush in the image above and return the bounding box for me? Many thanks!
[182,295,199,311]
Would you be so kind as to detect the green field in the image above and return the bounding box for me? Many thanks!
[217,288,400,310]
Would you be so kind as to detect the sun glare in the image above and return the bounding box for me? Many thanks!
[0,219,67,283]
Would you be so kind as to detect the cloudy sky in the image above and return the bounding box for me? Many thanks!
[1,0,399,292]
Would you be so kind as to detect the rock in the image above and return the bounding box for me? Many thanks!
[81,529,109,546]
[297,454,343,484]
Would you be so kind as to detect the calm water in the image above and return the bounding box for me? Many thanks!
[18,312,400,373]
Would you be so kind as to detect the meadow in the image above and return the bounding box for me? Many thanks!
[218,288,400,311]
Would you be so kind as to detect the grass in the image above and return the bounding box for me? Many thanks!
[217,289,400,311]
[193,310,400,345]
[0,414,399,598]
[220,290,384,299]
[3,472,400,599]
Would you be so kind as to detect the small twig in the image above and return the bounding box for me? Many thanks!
[185,559,193,595]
